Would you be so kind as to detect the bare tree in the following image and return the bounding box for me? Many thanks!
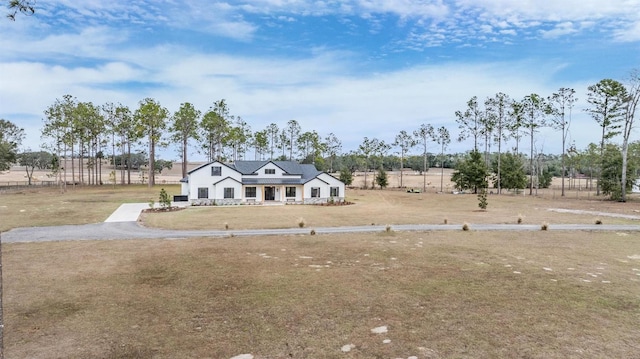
[6,0,34,20]
[521,94,548,195]
[324,133,342,173]
[285,120,301,160]
[548,88,577,197]
[435,126,451,192]
[414,124,434,192]
[485,93,510,194]
[134,98,168,187]
[455,96,483,151]
[620,70,640,202]
[266,123,279,160]
[393,130,416,188]
[508,100,525,156]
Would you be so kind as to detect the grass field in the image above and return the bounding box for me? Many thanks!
[0,185,181,232]
[5,231,640,358]
[141,188,640,230]
[2,185,640,358]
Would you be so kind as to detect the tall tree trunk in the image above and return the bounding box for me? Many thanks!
[71,142,75,188]
[440,145,445,192]
[120,136,125,185]
[529,131,534,196]
[621,143,628,202]
[148,135,155,187]
[598,125,605,196]
[561,130,565,197]
[127,141,131,185]
[497,126,502,195]
[422,145,427,193]
[182,136,188,178]
[400,151,404,188]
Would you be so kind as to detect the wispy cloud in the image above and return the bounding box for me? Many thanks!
[1,0,638,157]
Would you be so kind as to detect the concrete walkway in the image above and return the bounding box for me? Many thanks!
[104,202,190,222]
[104,203,149,222]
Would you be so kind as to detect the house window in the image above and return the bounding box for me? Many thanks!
[245,187,257,198]
[197,187,208,199]
[224,187,234,199]
[265,168,276,174]
[330,187,339,197]
[285,186,296,197]
[211,166,222,176]
[311,187,320,198]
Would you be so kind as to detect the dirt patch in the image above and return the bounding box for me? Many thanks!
[5,231,640,358]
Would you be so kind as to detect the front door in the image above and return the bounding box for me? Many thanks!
[264,186,275,201]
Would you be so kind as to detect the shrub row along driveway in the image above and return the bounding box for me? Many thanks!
[3,203,639,243]
[3,221,640,243]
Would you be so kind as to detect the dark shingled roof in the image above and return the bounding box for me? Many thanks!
[231,161,322,181]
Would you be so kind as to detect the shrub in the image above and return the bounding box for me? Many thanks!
[517,214,523,224]
[462,222,469,231]
[310,229,316,235]
[595,219,603,225]
[339,168,354,186]
[477,189,488,210]
[444,218,448,224]
[148,199,155,209]
[541,222,549,231]
[158,188,171,209]
[224,222,229,230]
[375,168,389,189]
[298,217,306,228]
[385,224,392,233]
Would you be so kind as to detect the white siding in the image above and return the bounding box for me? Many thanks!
[303,173,346,203]
[304,178,327,199]
[253,163,302,181]
[185,161,346,205]
[213,177,242,200]
[187,162,242,200]
[282,185,302,202]
[318,173,345,200]
[243,185,263,203]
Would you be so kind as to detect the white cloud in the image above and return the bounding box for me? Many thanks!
[1,0,631,158]
[0,26,129,62]
[540,22,578,39]
[614,21,640,42]
[1,47,601,157]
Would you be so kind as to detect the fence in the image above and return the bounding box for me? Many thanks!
[0,180,181,192]
[0,181,57,189]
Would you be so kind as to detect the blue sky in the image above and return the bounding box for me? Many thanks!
[2,0,640,160]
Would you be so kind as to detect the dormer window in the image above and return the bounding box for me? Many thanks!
[211,166,222,176]
[265,168,276,174]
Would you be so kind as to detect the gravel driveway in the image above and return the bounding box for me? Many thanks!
[2,204,639,243]
[3,222,640,243]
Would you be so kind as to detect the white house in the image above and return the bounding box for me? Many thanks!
[181,160,346,205]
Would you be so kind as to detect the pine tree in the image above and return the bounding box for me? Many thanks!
[375,167,388,189]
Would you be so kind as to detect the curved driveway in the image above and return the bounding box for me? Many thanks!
[3,221,640,243]
[3,203,639,243]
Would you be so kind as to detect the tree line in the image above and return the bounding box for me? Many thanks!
[1,71,638,200]
[31,96,345,188]
[450,71,640,201]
